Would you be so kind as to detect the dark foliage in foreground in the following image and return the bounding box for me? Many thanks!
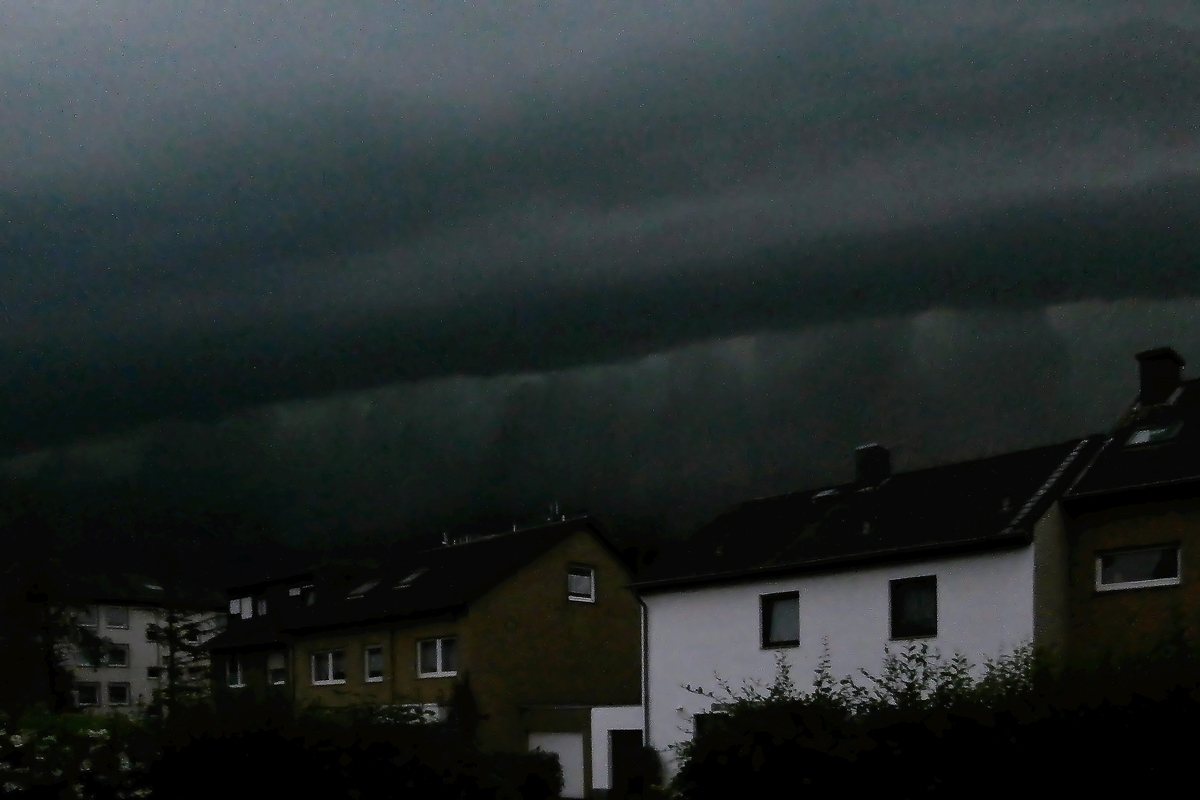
[672,644,1200,800]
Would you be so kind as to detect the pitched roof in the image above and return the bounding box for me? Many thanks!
[1066,377,1200,501]
[634,436,1103,593]
[205,516,618,651]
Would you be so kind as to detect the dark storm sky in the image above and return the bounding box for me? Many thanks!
[3,2,1200,547]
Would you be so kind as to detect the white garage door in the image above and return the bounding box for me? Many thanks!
[529,732,585,799]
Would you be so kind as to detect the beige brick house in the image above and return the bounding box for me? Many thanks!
[1061,347,1200,667]
[205,517,644,798]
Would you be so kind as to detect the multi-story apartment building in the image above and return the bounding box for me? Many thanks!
[63,590,225,716]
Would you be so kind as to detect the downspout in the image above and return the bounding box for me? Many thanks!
[637,595,649,746]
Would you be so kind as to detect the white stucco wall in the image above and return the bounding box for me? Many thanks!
[644,545,1035,777]
[590,705,645,791]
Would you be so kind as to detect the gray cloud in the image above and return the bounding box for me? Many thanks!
[9,298,1200,551]
[2,3,1199,455]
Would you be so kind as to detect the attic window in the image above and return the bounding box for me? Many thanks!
[1126,422,1183,447]
[348,580,380,599]
[394,568,428,589]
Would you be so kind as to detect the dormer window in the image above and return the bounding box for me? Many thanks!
[1126,422,1183,446]
[394,568,427,589]
[348,580,380,599]
[256,598,267,616]
[289,585,316,606]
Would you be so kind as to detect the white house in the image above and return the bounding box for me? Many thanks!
[632,436,1103,778]
[63,592,225,716]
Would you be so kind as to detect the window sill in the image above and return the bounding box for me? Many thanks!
[568,596,596,603]
[1095,578,1181,593]
[366,677,384,683]
[889,634,937,641]
[312,679,347,686]
[761,641,799,650]
[272,681,286,686]
[228,684,246,689]
[417,672,457,679]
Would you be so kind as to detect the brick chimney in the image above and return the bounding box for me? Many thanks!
[855,443,891,488]
[1135,347,1185,405]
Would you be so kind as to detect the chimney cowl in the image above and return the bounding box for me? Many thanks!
[1136,347,1185,406]
[854,443,891,488]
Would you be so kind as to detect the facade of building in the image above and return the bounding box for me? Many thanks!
[632,436,1103,778]
[63,596,224,716]
[1061,347,1200,667]
[205,517,645,799]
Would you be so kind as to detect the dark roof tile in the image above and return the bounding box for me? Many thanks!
[635,437,1102,591]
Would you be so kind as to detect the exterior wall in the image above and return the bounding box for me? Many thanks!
[1065,497,1200,666]
[276,530,641,757]
[643,546,1036,778]
[467,530,642,752]
[1032,502,1070,667]
[292,616,461,714]
[590,706,644,793]
[66,604,220,716]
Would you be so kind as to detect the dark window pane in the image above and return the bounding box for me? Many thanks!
[108,684,129,705]
[568,569,593,597]
[764,596,799,645]
[367,648,384,679]
[419,641,438,674]
[105,607,129,629]
[440,638,457,673]
[891,577,937,638]
[77,684,99,706]
[1101,548,1179,585]
[332,650,346,681]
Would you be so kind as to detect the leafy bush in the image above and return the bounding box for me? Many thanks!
[0,708,156,799]
[669,640,1200,799]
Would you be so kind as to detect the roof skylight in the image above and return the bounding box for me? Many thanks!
[347,580,380,599]
[393,567,428,589]
[1125,422,1183,447]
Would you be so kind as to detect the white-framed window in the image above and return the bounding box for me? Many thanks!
[268,652,287,685]
[76,606,98,628]
[311,650,347,685]
[416,637,457,678]
[103,644,130,668]
[104,606,129,630]
[890,576,938,639]
[228,598,241,616]
[760,592,800,648]
[567,566,595,603]
[76,682,100,708]
[227,655,244,688]
[256,598,268,616]
[240,596,253,620]
[365,645,385,682]
[107,683,130,706]
[1096,546,1181,591]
